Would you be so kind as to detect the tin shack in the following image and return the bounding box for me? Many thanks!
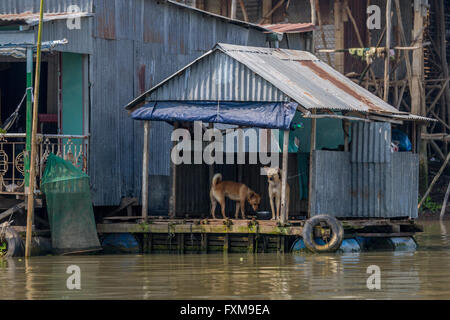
[109,43,431,253]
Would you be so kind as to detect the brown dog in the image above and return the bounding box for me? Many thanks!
[263,167,290,220]
[210,173,261,219]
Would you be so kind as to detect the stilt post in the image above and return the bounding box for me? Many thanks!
[141,121,150,221]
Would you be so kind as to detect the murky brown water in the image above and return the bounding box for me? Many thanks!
[1,220,450,300]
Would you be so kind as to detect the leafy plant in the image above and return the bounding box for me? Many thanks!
[421,196,442,213]
[0,242,7,258]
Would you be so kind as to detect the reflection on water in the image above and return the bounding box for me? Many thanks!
[2,220,450,300]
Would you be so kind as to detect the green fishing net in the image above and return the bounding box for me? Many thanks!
[41,153,101,254]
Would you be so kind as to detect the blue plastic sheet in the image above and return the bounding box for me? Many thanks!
[131,101,298,130]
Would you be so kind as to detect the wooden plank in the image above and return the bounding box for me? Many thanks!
[0,202,25,221]
[96,222,304,236]
[353,232,415,238]
[334,0,344,73]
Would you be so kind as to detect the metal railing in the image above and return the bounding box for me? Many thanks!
[0,133,89,195]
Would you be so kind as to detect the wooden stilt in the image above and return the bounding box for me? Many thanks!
[169,122,178,218]
[201,233,208,253]
[280,130,289,224]
[307,115,317,218]
[141,121,150,221]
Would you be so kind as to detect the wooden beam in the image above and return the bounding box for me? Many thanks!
[280,130,289,224]
[421,133,450,142]
[315,0,331,65]
[238,0,248,22]
[230,0,237,19]
[418,152,450,209]
[0,202,25,222]
[307,114,317,218]
[310,0,316,25]
[141,121,150,221]
[258,0,285,25]
[334,0,344,73]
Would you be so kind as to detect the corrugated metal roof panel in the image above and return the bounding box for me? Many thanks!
[0,11,93,26]
[127,43,431,122]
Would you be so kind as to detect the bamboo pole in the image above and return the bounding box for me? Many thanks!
[440,181,450,220]
[280,130,289,224]
[25,0,44,258]
[310,0,316,25]
[384,0,392,101]
[418,152,450,209]
[230,0,237,19]
[24,48,33,191]
[141,121,150,221]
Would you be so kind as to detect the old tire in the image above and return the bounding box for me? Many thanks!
[302,215,344,253]
[1,227,24,257]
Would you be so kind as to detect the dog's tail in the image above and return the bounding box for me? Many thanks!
[212,173,222,187]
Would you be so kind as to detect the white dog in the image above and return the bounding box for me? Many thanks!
[263,167,290,220]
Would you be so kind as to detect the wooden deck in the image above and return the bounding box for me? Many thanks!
[9,217,422,254]
[96,217,423,254]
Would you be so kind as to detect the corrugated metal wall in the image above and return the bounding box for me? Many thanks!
[351,122,391,163]
[350,122,393,218]
[310,151,351,217]
[310,123,419,219]
[88,0,282,206]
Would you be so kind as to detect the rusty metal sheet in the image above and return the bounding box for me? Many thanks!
[0,11,93,26]
[261,23,315,34]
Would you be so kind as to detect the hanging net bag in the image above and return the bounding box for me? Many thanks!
[41,153,101,254]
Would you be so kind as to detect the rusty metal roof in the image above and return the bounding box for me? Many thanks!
[0,11,93,26]
[261,23,315,34]
[126,43,433,121]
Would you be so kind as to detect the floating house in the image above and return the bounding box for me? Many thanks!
[108,43,431,253]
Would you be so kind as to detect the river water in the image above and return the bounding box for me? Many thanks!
[1,220,450,300]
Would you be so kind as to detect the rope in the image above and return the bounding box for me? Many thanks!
[1,89,32,132]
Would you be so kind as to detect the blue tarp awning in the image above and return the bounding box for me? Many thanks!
[131,101,298,130]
